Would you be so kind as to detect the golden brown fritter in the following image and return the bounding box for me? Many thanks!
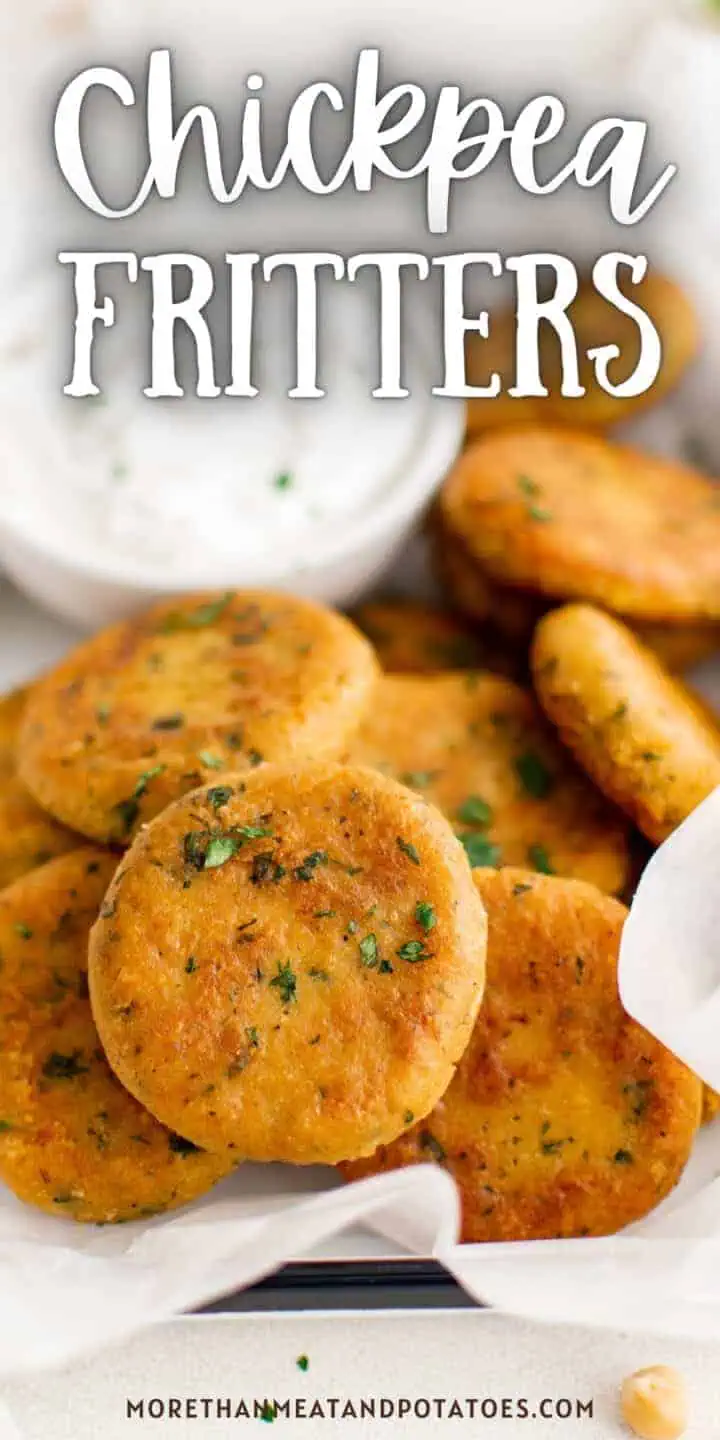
[354,599,503,675]
[89,763,487,1165]
[703,1088,720,1124]
[532,604,720,844]
[349,672,630,895]
[440,429,720,622]
[435,521,720,671]
[465,270,698,437]
[0,850,233,1223]
[0,688,27,779]
[18,590,380,844]
[0,777,79,890]
[342,867,702,1242]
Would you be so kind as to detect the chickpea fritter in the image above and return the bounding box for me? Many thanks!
[89,763,487,1165]
[440,429,720,622]
[342,868,702,1241]
[465,270,698,438]
[0,688,27,778]
[0,851,233,1223]
[18,590,380,845]
[532,604,720,844]
[353,598,518,679]
[435,520,720,671]
[0,777,79,890]
[349,672,630,895]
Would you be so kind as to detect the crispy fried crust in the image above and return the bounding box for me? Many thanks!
[18,591,380,844]
[703,1088,720,1124]
[0,851,232,1223]
[349,672,630,895]
[354,599,505,675]
[440,429,720,622]
[532,604,720,844]
[0,688,28,779]
[0,777,79,890]
[465,270,699,437]
[89,763,487,1165]
[435,522,720,670]
[342,868,702,1241]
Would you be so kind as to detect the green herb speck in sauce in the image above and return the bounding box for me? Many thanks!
[14,922,32,940]
[527,504,553,523]
[517,473,540,497]
[185,957,198,974]
[273,471,294,491]
[613,1149,634,1165]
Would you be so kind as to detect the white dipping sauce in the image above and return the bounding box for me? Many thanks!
[0,281,437,585]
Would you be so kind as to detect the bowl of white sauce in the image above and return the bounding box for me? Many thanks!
[0,279,463,628]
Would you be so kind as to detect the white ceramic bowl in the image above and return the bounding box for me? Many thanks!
[0,395,463,629]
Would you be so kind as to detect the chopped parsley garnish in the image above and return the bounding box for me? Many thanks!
[515,752,553,799]
[420,1130,446,1163]
[517,473,540,496]
[397,837,421,865]
[259,1401,277,1424]
[250,853,285,885]
[528,504,553,523]
[204,835,241,870]
[160,592,235,633]
[540,1121,569,1155]
[152,713,184,730]
[415,901,436,933]
[528,843,554,874]
[114,765,166,834]
[314,909,336,919]
[273,471,293,491]
[378,959,394,974]
[359,933,379,968]
[270,961,297,1005]
[404,1111,415,1126]
[457,795,493,828]
[206,786,233,811]
[294,851,328,881]
[96,703,112,726]
[512,882,533,896]
[308,968,330,982]
[459,834,502,868]
[296,1355,309,1372]
[613,1149,634,1165]
[0,1121,14,1133]
[397,940,428,963]
[42,1050,89,1081]
[198,750,223,770]
[14,922,32,940]
[185,957,198,974]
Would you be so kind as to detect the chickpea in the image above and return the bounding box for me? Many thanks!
[621,1366,688,1440]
